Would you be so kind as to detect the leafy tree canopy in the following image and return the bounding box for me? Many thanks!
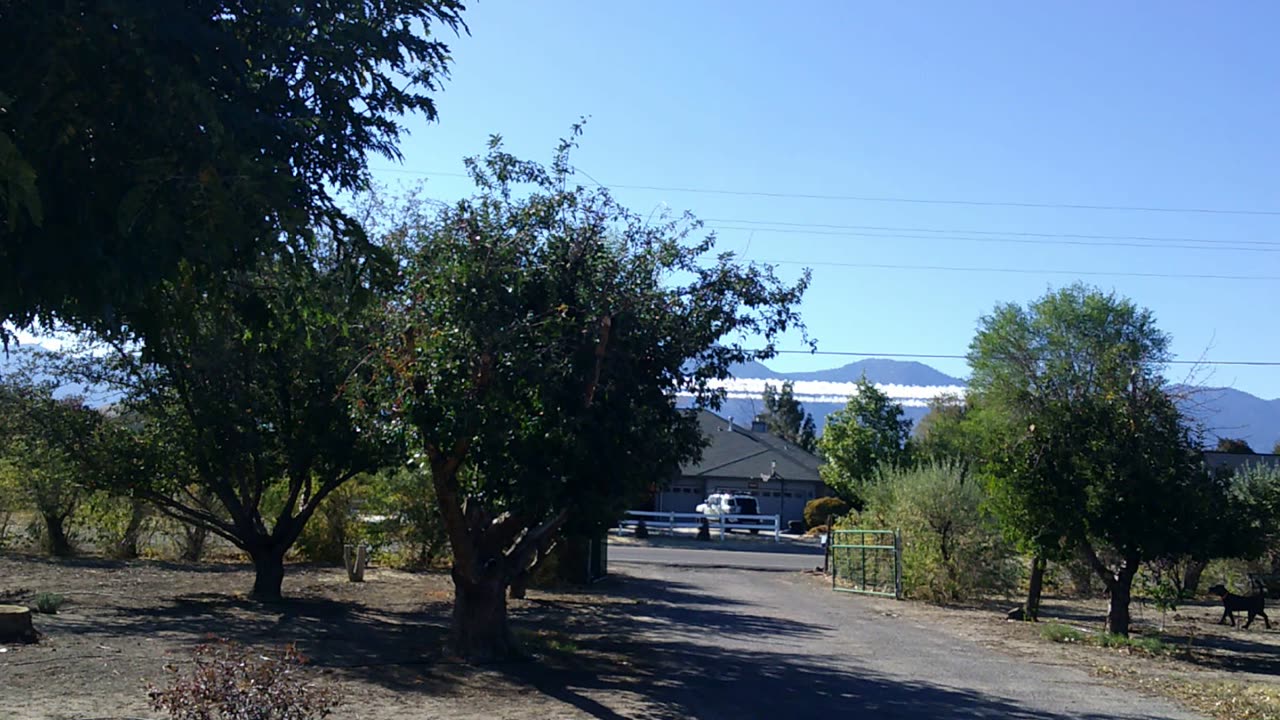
[817,377,912,508]
[1215,437,1256,454]
[0,0,465,339]
[760,381,816,452]
[968,283,1214,635]
[367,130,810,660]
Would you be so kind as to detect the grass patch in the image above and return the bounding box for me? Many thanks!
[1039,622,1171,655]
[1041,622,1086,644]
[32,592,65,614]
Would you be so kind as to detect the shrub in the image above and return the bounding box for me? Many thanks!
[294,483,365,565]
[81,493,155,559]
[803,496,850,529]
[148,640,339,720]
[32,592,65,614]
[359,466,449,570]
[857,462,1018,602]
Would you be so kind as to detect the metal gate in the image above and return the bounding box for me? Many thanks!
[829,528,902,599]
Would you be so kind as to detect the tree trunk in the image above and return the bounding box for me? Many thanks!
[1105,571,1136,632]
[1181,559,1207,596]
[1023,555,1047,621]
[179,524,209,562]
[114,499,148,560]
[42,513,73,557]
[248,545,287,602]
[450,567,512,662]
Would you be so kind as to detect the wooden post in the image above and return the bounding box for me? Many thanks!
[344,544,368,582]
[0,605,36,643]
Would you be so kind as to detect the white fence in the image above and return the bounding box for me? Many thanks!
[616,510,780,542]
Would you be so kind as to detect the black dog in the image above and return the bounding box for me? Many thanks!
[1208,584,1271,629]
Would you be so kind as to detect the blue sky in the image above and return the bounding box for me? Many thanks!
[371,1,1280,398]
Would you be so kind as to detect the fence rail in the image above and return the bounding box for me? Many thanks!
[829,528,902,599]
[617,510,780,542]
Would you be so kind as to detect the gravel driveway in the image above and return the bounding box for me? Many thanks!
[599,558,1204,719]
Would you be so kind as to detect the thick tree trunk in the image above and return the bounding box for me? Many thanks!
[1023,556,1047,621]
[42,513,73,557]
[1107,574,1134,636]
[1181,559,1207,596]
[248,545,287,602]
[450,567,512,662]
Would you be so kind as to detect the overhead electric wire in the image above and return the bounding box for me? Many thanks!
[369,166,1280,217]
[763,349,1280,367]
[755,259,1280,282]
[702,218,1280,249]
[706,225,1280,254]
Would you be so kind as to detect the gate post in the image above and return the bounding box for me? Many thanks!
[893,529,903,600]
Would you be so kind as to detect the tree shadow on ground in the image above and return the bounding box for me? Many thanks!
[497,638,1165,720]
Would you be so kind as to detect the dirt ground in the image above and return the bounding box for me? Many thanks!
[2,551,1278,720]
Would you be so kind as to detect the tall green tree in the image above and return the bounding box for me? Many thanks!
[817,377,913,508]
[913,394,979,473]
[368,132,809,660]
[969,284,1212,635]
[0,385,94,556]
[44,238,396,601]
[760,381,816,451]
[0,0,464,339]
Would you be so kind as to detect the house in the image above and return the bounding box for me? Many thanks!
[652,410,830,526]
[1202,450,1280,476]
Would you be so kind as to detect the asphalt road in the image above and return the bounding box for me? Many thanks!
[608,543,826,572]
[604,546,1203,720]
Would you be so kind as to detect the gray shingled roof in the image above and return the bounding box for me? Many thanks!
[681,410,823,482]
[1203,451,1280,475]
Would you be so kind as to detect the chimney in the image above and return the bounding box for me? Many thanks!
[751,415,768,433]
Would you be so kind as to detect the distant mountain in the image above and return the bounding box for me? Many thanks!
[1176,386,1280,452]
[783,359,964,387]
[715,358,1280,450]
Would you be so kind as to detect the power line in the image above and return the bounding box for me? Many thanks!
[703,218,1280,249]
[368,166,1280,217]
[757,258,1280,282]
[766,349,1280,367]
[707,225,1280,254]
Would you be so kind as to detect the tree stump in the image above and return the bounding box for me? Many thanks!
[0,605,36,643]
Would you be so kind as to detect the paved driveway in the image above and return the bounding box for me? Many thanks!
[597,553,1203,719]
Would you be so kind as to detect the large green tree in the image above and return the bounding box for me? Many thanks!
[969,285,1214,634]
[43,238,396,601]
[760,381,816,452]
[817,377,913,508]
[913,394,979,473]
[369,133,809,660]
[0,0,464,338]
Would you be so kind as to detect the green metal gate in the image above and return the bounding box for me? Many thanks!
[829,528,902,599]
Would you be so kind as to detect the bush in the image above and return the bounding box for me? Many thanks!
[360,465,449,570]
[32,592,65,614]
[148,640,339,720]
[294,483,365,565]
[803,496,850,529]
[80,493,155,559]
[857,462,1018,602]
